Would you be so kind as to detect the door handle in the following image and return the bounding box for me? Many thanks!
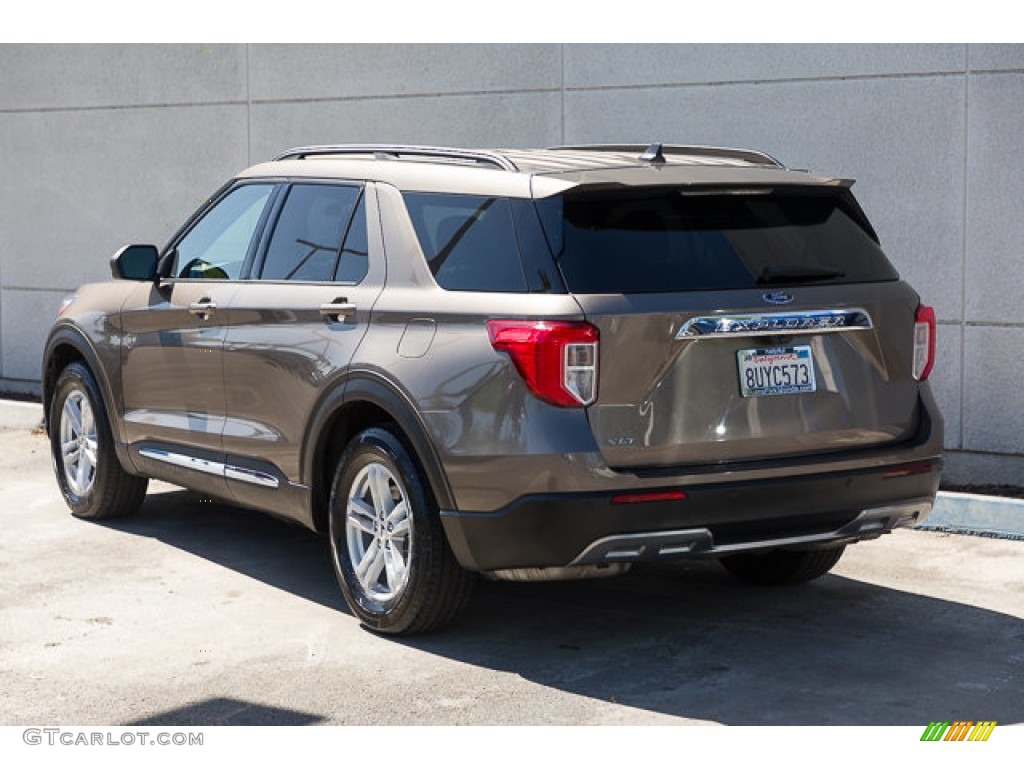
[319,298,357,321]
[188,298,217,318]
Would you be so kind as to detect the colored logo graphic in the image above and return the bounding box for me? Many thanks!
[920,721,997,742]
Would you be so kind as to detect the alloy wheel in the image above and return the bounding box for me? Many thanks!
[59,388,98,497]
[345,461,414,602]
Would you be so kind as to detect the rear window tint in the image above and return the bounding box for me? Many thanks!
[403,193,528,293]
[261,184,361,282]
[335,194,369,283]
[536,189,899,294]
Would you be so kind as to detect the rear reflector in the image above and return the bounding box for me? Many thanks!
[611,490,688,505]
[913,305,936,381]
[883,462,934,479]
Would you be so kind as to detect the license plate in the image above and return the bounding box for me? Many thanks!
[737,345,816,397]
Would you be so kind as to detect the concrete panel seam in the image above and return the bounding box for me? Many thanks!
[559,44,565,145]
[562,70,968,93]
[960,70,969,450]
[2,285,76,293]
[968,67,1024,76]
[250,87,563,107]
[947,447,1024,459]
[0,100,247,115]
[963,320,1024,328]
[246,43,252,167]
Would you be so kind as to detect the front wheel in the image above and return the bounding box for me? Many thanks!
[719,545,845,586]
[328,427,474,635]
[49,361,148,519]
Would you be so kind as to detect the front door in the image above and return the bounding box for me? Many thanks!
[119,182,277,495]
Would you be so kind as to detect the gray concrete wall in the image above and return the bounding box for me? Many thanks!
[1,44,1022,482]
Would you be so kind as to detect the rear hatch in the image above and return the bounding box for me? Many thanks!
[535,185,923,469]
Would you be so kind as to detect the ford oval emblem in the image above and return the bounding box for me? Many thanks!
[762,291,794,305]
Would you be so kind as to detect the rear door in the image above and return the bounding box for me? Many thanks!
[538,186,923,469]
[219,180,385,508]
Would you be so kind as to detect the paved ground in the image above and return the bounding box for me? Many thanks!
[1,428,1022,726]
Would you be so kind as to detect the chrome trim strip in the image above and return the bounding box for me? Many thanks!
[138,448,280,489]
[138,448,224,477]
[676,308,873,340]
[224,465,280,489]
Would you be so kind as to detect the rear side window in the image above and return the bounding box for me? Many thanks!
[334,194,368,283]
[536,188,899,294]
[260,184,363,282]
[403,193,528,292]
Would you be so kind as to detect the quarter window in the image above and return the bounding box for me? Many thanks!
[172,184,274,280]
[403,193,528,293]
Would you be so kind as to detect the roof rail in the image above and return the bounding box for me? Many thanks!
[548,143,784,168]
[274,144,519,171]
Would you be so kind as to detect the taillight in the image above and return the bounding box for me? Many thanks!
[487,320,598,407]
[913,305,936,381]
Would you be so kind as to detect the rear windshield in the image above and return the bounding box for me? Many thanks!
[535,188,899,293]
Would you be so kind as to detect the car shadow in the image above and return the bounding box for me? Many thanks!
[126,697,324,726]
[102,486,347,613]
[108,488,1024,726]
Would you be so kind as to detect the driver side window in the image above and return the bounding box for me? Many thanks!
[171,184,274,279]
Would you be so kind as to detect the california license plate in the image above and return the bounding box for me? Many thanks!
[737,346,816,397]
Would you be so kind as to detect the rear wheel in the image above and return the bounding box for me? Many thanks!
[719,545,845,586]
[328,426,474,635]
[49,362,148,519]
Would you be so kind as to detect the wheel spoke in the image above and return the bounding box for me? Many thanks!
[82,440,98,466]
[388,500,411,538]
[362,543,387,589]
[354,538,378,581]
[75,449,88,489]
[81,401,94,436]
[63,398,82,435]
[346,497,377,535]
[384,546,406,591]
[354,538,379,582]
[369,465,394,518]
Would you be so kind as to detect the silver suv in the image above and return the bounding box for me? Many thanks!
[43,143,943,634]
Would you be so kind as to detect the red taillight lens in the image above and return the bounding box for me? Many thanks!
[487,320,599,407]
[913,304,936,381]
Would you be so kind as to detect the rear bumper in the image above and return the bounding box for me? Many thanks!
[440,460,941,572]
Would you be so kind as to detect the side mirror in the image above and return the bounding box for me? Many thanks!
[110,244,159,281]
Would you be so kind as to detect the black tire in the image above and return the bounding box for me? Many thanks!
[719,545,845,586]
[49,361,148,519]
[328,426,475,635]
